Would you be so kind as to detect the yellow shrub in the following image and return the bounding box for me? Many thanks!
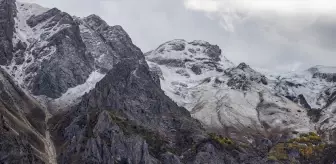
[308,135,321,142]
[209,133,234,146]
[268,155,278,161]
[269,143,289,160]
[299,137,310,143]
[308,132,318,137]
[269,132,326,161]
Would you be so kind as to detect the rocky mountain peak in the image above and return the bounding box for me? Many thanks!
[308,65,336,82]
[151,39,223,62]
[236,62,249,70]
[146,39,233,79]
[26,8,61,27]
[225,62,268,90]
[82,14,108,30]
[0,1,142,104]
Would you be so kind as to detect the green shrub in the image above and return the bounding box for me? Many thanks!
[269,132,326,160]
[209,133,234,146]
[267,155,278,161]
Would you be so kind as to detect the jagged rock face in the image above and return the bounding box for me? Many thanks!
[146,39,232,72]
[28,9,94,98]
[2,2,143,102]
[323,87,336,108]
[51,55,207,163]
[48,28,163,163]
[309,66,336,82]
[0,0,16,65]
[0,68,50,164]
[82,15,141,63]
[225,63,268,91]
[0,131,44,164]
[148,63,162,86]
[1,3,95,99]
[53,110,159,164]
[295,94,312,110]
[316,86,336,142]
[313,73,336,82]
[78,14,140,73]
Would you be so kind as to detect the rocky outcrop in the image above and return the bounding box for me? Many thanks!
[0,0,16,65]
[82,14,141,64]
[189,40,222,62]
[5,5,145,100]
[28,9,94,98]
[146,39,232,73]
[296,94,312,110]
[0,130,45,164]
[0,68,50,164]
[309,66,336,82]
[226,63,268,91]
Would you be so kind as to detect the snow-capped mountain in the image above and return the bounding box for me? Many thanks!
[1,0,336,163]
[146,40,336,141]
[2,2,142,111]
[146,39,233,107]
[7,2,336,138]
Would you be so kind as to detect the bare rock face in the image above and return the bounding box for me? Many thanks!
[0,131,45,164]
[0,68,47,164]
[225,63,268,91]
[309,66,336,82]
[50,47,200,163]
[82,14,141,63]
[0,0,16,65]
[146,40,230,72]
[28,9,94,98]
[3,6,144,100]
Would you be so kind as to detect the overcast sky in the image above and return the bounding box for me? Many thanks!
[20,0,336,72]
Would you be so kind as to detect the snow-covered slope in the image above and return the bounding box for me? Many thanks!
[1,2,100,110]
[146,40,317,134]
[146,39,234,108]
[266,66,336,142]
[269,67,336,110]
[2,2,130,111]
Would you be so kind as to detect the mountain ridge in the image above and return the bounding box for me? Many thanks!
[0,1,335,163]
[145,38,336,142]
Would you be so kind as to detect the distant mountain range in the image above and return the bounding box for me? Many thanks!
[0,1,335,163]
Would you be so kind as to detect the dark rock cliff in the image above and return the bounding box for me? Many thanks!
[28,8,94,98]
[0,0,16,65]
[0,68,47,163]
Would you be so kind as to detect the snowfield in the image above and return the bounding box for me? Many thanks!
[146,39,336,137]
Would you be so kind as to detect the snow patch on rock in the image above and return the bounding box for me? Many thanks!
[40,71,105,112]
